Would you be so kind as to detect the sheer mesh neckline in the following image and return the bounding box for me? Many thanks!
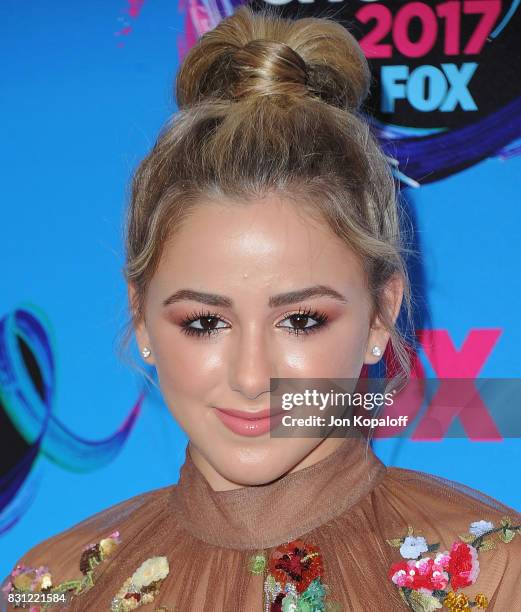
[170,435,387,550]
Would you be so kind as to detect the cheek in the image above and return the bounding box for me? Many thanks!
[147,322,226,399]
[279,314,369,378]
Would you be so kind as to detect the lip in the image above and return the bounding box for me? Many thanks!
[213,407,284,437]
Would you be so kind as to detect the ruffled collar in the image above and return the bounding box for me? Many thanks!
[170,435,387,550]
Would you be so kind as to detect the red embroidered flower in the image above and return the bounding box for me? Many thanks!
[268,539,324,593]
[447,541,480,591]
[389,557,449,591]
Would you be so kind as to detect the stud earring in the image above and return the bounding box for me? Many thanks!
[371,345,382,357]
[141,346,151,359]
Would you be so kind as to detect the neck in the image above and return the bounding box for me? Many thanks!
[172,433,386,549]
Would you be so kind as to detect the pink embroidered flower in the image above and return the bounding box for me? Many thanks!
[433,551,450,569]
[389,557,449,592]
[447,542,480,590]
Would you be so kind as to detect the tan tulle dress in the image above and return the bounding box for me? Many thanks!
[3,435,521,611]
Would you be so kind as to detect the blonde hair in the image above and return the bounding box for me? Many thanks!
[124,5,414,384]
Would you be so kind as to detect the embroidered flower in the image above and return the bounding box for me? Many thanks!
[10,565,53,592]
[268,539,323,594]
[1,563,53,606]
[400,535,429,559]
[254,539,338,612]
[433,551,450,569]
[389,557,449,591]
[131,556,169,590]
[469,520,494,537]
[99,531,122,557]
[110,556,170,612]
[447,542,479,591]
[5,529,123,611]
[80,530,121,575]
[475,593,489,608]
[386,518,521,611]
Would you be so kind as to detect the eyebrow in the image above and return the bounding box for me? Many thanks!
[162,285,348,308]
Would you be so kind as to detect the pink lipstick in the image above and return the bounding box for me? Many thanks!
[213,407,284,437]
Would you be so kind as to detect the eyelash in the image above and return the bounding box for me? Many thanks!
[179,307,329,338]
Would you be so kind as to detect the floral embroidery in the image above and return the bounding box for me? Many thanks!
[468,521,494,537]
[110,556,170,611]
[400,536,429,560]
[3,565,53,593]
[2,531,121,610]
[387,517,521,611]
[78,530,122,589]
[249,539,341,612]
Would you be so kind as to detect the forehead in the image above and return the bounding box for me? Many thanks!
[153,195,367,292]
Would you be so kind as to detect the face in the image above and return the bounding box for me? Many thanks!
[131,195,402,489]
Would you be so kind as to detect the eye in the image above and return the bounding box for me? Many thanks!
[276,307,328,336]
[180,311,231,337]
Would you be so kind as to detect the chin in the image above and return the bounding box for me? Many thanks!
[211,438,311,487]
[218,461,288,487]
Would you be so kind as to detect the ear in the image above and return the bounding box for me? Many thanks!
[364,274,404,365]
[127,283,155,365]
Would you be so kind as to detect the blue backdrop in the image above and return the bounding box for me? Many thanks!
[2,0,520,580]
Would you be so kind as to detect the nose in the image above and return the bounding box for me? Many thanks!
[229,323,273,401]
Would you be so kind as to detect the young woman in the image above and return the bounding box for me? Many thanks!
[3,6,520,611]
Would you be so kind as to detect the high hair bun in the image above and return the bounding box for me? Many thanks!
[176,5,371,112]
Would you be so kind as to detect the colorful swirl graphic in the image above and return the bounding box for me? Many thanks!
[0,307,142,533]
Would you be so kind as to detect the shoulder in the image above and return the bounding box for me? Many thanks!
[2,484,177,598]
[383,465,521,524]
[380,467,521,609]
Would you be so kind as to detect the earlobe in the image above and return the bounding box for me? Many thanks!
[136,327,155,364]
[127,283,155,364]
[135,321,155,365]
[371,345,382,358]
[364,325,389,364]
[363,274,404,365]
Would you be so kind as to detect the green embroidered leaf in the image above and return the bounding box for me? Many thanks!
[49,580,77,592]
[281,592,298,612]
[500,529,516,543]
[408,590,443,611]
[478,538,496,551]
[300,577,326,603]
[427,543,440,552]
[398,588,410,606]
[386,538,403,548]
[500,516,512,528]
[458,533,474,543]
[248,553,267,575]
